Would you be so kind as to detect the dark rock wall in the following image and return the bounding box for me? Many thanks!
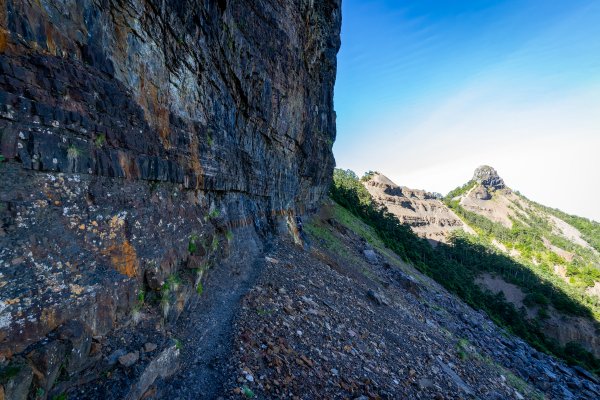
[0,0,339,202]
[0,0,340,370]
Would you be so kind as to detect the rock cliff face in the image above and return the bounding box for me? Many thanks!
[472,165,505,191]
[0,0,340,396]
[363,173,472,244]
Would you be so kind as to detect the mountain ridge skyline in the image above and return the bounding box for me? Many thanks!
[337,162,600,223]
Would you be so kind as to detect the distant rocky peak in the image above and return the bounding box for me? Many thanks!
[366,172,397,187]
[365,172,438,200]
[473,165,506,190]
[364,173,403,195]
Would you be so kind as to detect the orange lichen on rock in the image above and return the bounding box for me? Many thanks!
[117,150,140,179]
[187,127,204,189]
[0,28,8,53]
[105,239,139,278]
[45,23,57,55]
[40,307,59,332]
[101,215,139,277]
[139,75,171,149]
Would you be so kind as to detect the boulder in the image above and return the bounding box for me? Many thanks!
[363,249,378,264]
[367,289,391,306]
[1,360,33,400]
[125,345,180,400]
[26,340,68,395]
[118,351,140,368]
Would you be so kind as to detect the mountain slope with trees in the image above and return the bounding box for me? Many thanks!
[331,168,600,374]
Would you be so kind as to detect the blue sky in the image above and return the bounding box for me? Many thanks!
[334,0,600,221]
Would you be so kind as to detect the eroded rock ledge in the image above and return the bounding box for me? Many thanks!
[0,0,341,397]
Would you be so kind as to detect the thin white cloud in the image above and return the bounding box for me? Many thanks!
[336,83,600,221]
[334,1,600,221]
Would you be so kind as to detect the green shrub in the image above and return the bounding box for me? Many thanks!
[174,338,183,350]
[445,180,477,200]
[94,134,106,148]
[524,292,550,307]
[188,234,199,254]
[67,145,80,159]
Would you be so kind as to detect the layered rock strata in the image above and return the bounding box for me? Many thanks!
[0,0,341,396]
[364,173,471,243]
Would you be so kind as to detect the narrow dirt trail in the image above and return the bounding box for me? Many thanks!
[155,240,272,399]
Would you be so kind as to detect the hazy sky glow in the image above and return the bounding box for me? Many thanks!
[334,0,600,221]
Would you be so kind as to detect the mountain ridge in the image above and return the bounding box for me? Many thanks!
[444,166,600,359]
[362,172,474,244]
[331,167,600,379]
[353,166,600,364]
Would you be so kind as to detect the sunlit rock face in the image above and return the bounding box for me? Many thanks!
[473,165,506,191]
[363,173,472,244]
[0,0,341,369]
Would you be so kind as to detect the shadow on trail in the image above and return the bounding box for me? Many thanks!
[155,238,272,399]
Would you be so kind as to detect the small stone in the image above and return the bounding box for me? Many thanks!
[107,348,127,366]
[367,289,390,306]
[573,366,599,384]
[418,378,434,389]
[331,368,339,376]
[144,342,157,353]
[514,391,524,400]
[118,351,139,367]
[542,368,557,381]
[245,373,254,382]
[90,342,102,356]
[363,249,378,264]
[10,257,24,266]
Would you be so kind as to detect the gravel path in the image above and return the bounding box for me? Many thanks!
[221,213,600,400]
[154,240,271,399]
[74,210,600,399]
